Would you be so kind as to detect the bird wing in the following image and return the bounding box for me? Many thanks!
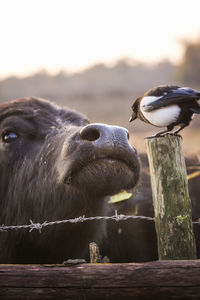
[190,107,200,114]
[142,89,200,112]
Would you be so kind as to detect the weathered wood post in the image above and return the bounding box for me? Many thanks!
[146,135,197,260]
[89,242,101,263]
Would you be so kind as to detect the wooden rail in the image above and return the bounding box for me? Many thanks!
[1,261,200,299]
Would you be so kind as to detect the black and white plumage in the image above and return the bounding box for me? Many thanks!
[130,85,200,137]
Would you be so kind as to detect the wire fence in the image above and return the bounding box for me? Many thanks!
[0,210,200,233]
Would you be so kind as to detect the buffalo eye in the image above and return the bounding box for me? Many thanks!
[2,132,18,143]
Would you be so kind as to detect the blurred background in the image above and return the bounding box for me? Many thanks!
[0,0,200,155]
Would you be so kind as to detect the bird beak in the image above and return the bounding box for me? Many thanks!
[129,115,137,122]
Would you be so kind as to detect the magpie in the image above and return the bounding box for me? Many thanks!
[129,85,200,137]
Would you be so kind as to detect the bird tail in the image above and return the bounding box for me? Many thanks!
[190,107,200,114]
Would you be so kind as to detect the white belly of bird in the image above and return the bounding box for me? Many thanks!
[140,96,181,127]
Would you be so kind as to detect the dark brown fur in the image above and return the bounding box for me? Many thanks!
[0,97,140,263]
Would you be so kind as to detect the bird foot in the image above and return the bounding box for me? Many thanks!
[145,132,182,139]
[144,135,158,139]
[172,132,183,140]
[164,132,183,139]
[145,132,168,139]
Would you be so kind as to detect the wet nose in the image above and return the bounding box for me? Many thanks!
[80,123,130,146]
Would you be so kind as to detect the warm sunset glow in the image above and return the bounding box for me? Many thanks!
[0,0,200,78]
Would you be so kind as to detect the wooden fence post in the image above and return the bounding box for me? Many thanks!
[146,135,197,260]
[89,242,101,263]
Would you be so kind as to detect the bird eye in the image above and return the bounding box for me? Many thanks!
[2,132,18,143]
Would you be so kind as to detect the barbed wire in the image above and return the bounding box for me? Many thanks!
[0,211,154,233]
[0,211,199,233]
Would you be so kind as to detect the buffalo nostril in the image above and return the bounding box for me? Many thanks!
[80,127,100,141]
[127,131,130,140]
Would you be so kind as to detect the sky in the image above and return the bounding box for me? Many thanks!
[0,0,200,78]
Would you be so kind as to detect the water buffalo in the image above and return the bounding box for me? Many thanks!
[0,97,140,263]
[1,97,199,264]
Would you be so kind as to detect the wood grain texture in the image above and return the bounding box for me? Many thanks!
[1,261,200,299]
[146,135,197,260]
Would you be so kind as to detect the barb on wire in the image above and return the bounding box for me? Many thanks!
[1,211,200,233]
[0,210,154,233]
